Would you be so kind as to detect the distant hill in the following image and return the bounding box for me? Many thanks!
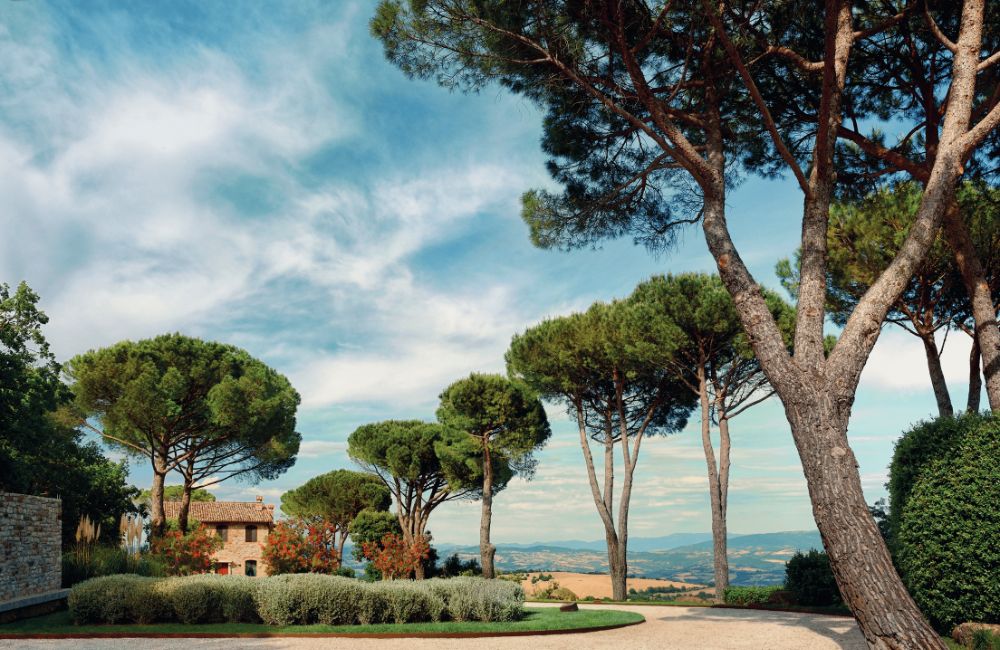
[498,532,718,553]
[432,530,823,586]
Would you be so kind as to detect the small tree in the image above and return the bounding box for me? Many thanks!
[507,299,695,599]
[262,519,342,575]
[279,469,391,565]
[150,524,223,576]
[65,334,301,537]
[436,373,550,578]
[360,533,431,581]
[347,420,480,579]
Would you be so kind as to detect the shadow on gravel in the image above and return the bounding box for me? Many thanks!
[657,607,864,649]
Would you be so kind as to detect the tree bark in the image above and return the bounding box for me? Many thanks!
[968,336,982,413]
[716,414,732,601]
[177,480,193,534]
[606,534,627,601]
[699,368,729,602]
[942,201,1000,412]
[480,442,496,579]
[783,393,944,649]
[920,331,954,417]
[149,454,168,539]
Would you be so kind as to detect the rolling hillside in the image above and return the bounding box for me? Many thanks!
[433,530,823,586]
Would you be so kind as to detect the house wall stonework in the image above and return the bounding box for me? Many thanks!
[207,523,271,577]
[0,492,61,602]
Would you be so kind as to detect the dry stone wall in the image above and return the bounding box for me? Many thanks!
[0,492,62,602]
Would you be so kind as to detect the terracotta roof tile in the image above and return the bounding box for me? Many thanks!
[163,501,275,524]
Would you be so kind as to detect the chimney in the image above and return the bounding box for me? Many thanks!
[255,495,263,503]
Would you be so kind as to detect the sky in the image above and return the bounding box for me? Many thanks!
[0,1,977,546]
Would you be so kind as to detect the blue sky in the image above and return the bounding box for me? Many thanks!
[0,1,974,545]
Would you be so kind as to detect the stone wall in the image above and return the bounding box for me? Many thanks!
[0,492,62,602]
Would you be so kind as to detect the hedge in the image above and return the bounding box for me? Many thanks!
[784,549,842,607]
[722,585,782,606]
[68,574,523,626]
[894,414,1000,633]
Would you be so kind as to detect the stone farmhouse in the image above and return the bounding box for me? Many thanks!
[164,496,274,577]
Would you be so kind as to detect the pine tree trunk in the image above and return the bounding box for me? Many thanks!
[968,337,982,413]
[943,201,1000,412]
[699,368,729,602]
[177,481,193,534]
[606,533,627,601]
[784,393,945,649]
[920,331,954,417]
[149,458,167,539]
[715,415,732,601]
[480,443,496,579]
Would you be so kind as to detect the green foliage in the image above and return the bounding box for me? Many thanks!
[150,524,225,576]
[894,414,1000,633]
[65,333,302,533]
[62,545,167,587]
[348,420,481,495]
[437,373,550,481]
[438,553,482,578]
[140,485,216,502]
[506,299,694,441]
[888,414,973,544]
[70,575,523,626]
[722,585,782,606]
[784,550,843,607]
[0,282,140,546]
[971,630,1000,650]
[349,508,402,564]
[281,469,390,525]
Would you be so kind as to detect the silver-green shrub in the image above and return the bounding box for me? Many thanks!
[68,574,149,624]
[68,575,523,626]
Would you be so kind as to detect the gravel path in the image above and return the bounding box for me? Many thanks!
[0,604,867,650]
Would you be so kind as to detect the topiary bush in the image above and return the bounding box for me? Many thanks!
[894,413,1000,633]
[887,414,978,545]
[722,585,782,606]
[784,549,843,607]
[69,574,523,626]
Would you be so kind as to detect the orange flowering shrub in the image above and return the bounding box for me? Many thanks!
[262,519,341,575]
[360,533,430,580]
[150,524,223,576]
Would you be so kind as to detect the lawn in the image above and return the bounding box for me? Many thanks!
[0,607,644,637]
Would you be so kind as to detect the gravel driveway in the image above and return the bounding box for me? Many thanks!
[0,604,867,650]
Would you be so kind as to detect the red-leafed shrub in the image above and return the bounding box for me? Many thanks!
[150,524,223,576]
[262,519,342,575]
[360,533,430,580]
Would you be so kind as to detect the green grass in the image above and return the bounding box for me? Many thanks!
[0,607,643,637]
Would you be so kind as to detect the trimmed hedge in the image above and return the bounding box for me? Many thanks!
[894,414,1000,633]
[69,574,523,626]
[722,585,782,606]
[784,549,842,607]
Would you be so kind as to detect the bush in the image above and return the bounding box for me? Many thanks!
[784,549,843,607]
[888,414,978,544]
[894,414,1000,633]
[150,525,224,576]
[69,575,149,624]
[723,585,782,606]
[68,574,523,626]
[62,545,166,587]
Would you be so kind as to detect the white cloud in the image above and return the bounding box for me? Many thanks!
[297,440,347,459]
[860,327,973,392]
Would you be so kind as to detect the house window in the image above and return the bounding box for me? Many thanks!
[216,524,228,542]
[245,560,257,577]
[245,525,257,542]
